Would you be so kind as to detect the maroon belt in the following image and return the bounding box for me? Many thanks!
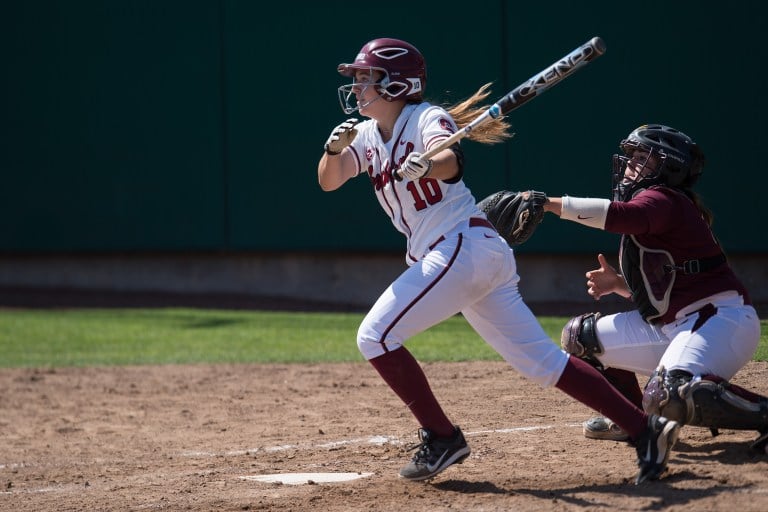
[469,217,495,230]
[428,217,496,250]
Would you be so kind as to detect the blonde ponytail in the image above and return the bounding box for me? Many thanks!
[446,83,514,145]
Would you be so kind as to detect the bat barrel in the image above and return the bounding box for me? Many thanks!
[497,36,606,116]
[396,37,606,179]
[591,36,606,55]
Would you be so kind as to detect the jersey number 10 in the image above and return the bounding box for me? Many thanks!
[406,178,443,211]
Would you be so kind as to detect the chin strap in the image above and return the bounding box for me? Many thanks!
[358,94,383,110]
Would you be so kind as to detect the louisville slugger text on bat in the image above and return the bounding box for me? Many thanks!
[396,36,606,179]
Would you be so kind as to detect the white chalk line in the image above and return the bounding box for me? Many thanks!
[0,484,83,496]
[0,423,583,495]
[0,462,31,470]
[179,423,583,458]
[240,472,375,485]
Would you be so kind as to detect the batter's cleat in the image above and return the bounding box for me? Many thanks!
[635,415,680,485]
[750,429,768,453]
[583,416,630,442]
[399,426,470,481]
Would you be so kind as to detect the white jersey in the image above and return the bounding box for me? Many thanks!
[346,103,485,264]
[345,102,571,390]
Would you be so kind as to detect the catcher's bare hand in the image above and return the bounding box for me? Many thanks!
[324,118,358,155]
[586,253,630,300]
[399,152,434,181]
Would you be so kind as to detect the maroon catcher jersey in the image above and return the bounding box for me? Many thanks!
[605,186,750,324]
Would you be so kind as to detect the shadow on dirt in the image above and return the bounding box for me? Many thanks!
[432,479,509,494]
[673,438,768,466]
[436,475,753,509]
[512,477,752,509]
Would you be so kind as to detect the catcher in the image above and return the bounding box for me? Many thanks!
[541,124,767,451]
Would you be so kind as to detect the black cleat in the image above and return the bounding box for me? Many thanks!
[399,426,470,481]
[635,415,680,484]
[750,430,768,453]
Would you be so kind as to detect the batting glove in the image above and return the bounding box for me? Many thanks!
[399,152,434,181]
[324,118,359,155]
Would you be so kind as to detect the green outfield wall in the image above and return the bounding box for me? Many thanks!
[2,1,766,254]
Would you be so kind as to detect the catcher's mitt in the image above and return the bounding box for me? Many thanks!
[477,190,548,246]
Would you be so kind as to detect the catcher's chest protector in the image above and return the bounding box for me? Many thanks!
[620,235,675,323]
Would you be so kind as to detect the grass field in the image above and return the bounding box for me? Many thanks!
[0,308,766,368]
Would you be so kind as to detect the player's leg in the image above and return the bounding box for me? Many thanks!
[659,300,759,383]
[462,283,679,483]
[561,310,669,440]
[357,234,491,480]
[645,301,766,447]
[589,310,669,375]
[459,264,646,431]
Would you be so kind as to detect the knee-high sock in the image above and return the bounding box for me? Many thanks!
[556,356,648,439]
[368,347,455,438]
[602,367,644,408]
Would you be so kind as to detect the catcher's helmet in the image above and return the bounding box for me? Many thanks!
[612,124,705,201]
[337,38,426,114]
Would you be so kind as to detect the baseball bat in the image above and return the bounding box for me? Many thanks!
[397,36,606,179]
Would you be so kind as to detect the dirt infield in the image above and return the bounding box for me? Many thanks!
[2,360,768,511]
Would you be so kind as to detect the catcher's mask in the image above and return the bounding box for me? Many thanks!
[611,124,705,202]
[336,38,426,114]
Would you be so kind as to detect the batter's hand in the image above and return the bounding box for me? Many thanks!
[399,152,434,181]
[586,253,628,300]
[324,118,358,155]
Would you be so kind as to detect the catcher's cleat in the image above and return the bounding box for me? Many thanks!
[399,426,470,481]
[583,416,630,442]
[635,415,680,484]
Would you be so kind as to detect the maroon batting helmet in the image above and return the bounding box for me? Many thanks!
[337,38,427,109]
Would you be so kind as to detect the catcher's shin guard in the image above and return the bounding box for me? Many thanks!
[684,379,768,431]
[643,366,768,432]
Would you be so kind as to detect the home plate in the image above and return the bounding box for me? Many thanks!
[240,472,374,485]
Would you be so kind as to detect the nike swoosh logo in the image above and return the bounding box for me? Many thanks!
[425,445,469,473]
[577,215,594,220]
[399,140,406,145]
[426,450,452,472]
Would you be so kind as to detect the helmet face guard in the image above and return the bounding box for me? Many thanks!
[611,124,704,201]
[611,141,664,201]
[336,38,426,114]
[336,69,402,115]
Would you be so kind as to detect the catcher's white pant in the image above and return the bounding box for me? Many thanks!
[593,291,760,379]
[357,223,569,388]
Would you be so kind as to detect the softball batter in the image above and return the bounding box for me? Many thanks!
[317,37,678,484]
